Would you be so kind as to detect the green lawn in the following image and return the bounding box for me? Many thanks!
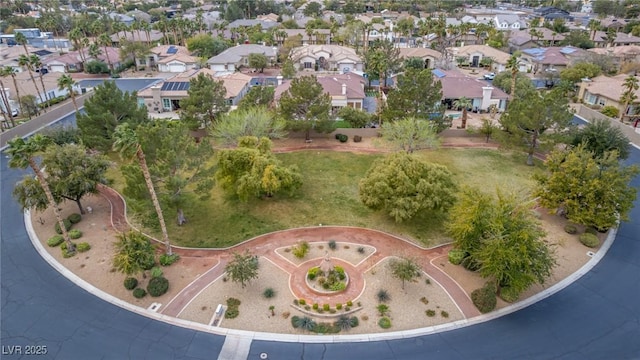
[108,149,540,248]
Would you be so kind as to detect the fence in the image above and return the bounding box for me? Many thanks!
[575,104,640,145]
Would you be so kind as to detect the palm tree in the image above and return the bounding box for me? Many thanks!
[7,135,76,254]
[620,75,639,122]
[98,34,114,72]
[30,55,49,105]
[112,123,172,255]
[506,52,521,99]
[452,97,472,129]
[69,27,88,66]
[4,67,25,119]
[18,54,45,105]
[0,72,15,127]
[588,19,600,41]
[57,75,78,113]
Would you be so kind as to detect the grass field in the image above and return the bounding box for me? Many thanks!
[109,148,541,248]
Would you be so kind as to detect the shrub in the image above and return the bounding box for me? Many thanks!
[378,317,392,329]
[377,304,389,316]
[291,315,301,328]
[147,276,169,297]
[313,303,319,310]
[600,105,619,118]
[448,249,467,265]
[499,286,520,303]
[61,245,76,258]
[336,303,342,310]
[377,289,390,303]
[54,219,72,234]
[292,241,310,259]
[150,267,163,278]
[579,233,600,248]
[304,305,311,310]
[67,213,82,224]
[335,133,343,140]
[68,229,83,239]
[307,267,321,280]
[124,277,138,290]
[133,288,146,298]
[585,227,598,235]
[471,282,497,313]
[346,300,353,307]
[299,299,306,305]
[330,282,346,291]
[441,310,449,318]
[345,306,351,311]
[47,235,64,247]
[293,299,299,305]
[77,242,91,253]
[564,224,578,234]
[426,309,436,317]
[323,303,330,311]
[263,288,276,298]
[350,316,359,327]
[420,297,429,305]
[225,308,239,319]
[159,253,180,266]
[357,247,365,254]
[354,135,362,142]
[462,256,481,271]
[328,240,337,250]
[338,134,348,143]
[227,298,241,307]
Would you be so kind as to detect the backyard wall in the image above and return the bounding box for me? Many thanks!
[576,104,640,144]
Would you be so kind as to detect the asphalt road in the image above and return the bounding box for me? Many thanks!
[1,110,639,359]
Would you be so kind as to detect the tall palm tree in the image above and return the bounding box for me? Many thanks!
[57,74,78,113]
[7,135,76,254]
[112,123,172,255]
[69,27,88,66]
[506,52,521,99]
[4,67,25,119]
[620,75,639,122]
[18,54,45,105]
[0,72,15,127]
[30,55,49,105]
[452,97,472,129]
[98,34,114,72]
[588,19,600,41]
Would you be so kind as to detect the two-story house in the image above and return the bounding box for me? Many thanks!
[289,45,364,73]
[494,14,525,31]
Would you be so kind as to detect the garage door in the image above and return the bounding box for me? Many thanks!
[169,63,185,72]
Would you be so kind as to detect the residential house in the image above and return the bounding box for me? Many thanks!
[2,70,74,106]
[126,9,152,23]
[508,28,565,51]
[227,19,279,31]
[110,29,164,45]
[257,13,279,22]
[494,14,525,31]
[578,74,640,116]
[183,11,221,31]
[367,24,393,44]
[435,69,509,111]
[600,17,627,31]
[520,46,586,73]
[142,45,190,70]
[589,45,640,67]
[282,29,331,46]
[274,73,366,112]
[137,68,252,112]
[0,45,53,73]
[108,12,134,26]
[533,7,573,22]
[322,11,345,25]
[207,44,277,72]
[449,45,512,72]
[290,45,364,73]
[398,48,442,69]
[592,31,640,48]
[45,47,121,73]
[157,54,200,73]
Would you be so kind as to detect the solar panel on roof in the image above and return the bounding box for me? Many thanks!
[167,46,178,54]
[161,82,190,91]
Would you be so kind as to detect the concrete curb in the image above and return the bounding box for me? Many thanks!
[24,207,619,343]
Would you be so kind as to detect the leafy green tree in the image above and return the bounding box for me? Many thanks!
[498,88,573,165]
[534,144,638,231]
[76,81,149,151]
[619,74,639,122]
[403,57,425,70]
[186,34,228,59]
[179,73,229,130]
[571,119,630,160]
[248,53,268,72]
[19,95,39,118]
[7,135,74,253]
[124,122,216,226]
[13,144,109,214]
[277,75,333,141]
[388,257,422,289]
[382,68,443,124]
[560,62,601,85]
[42,125,80,145]
[112,231,156,276]
[303,1,322,17]
[359,152,457,222]
[212,107,286,145]
[85,60,110,74]
[364,39,402,89]
[113,123,172,255]
[216,136,302,200]
[559,30,595,49]
[492,72,534,98]
[237,86,274,110]
[281,58,296,79]
[225,251,259,288]
[448,188,556,296]
[380,117,440,153]
[337,106,372,128]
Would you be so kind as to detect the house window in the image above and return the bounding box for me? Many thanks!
[304,62,313,69]
[227,99,233,105]
[137,98,145,108]
[162,98,171,110]
[598,98,606,106]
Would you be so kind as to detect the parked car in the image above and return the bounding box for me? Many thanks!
[483,72,496,80]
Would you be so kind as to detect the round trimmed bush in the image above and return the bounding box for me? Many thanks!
[585,227,598,235]
[67,213,82,224]
[124,277,138,290]
[448,249,467,265]
[225,308,239,319]
[263,288,276,299]
[353,135,362,142]
[564,224,578,234]
[77,242,91,253]
[335,133,343,140]
[54,219,72,234]
[159,253,180,266]
[338,134,348,143]
[47,235,65,247]
[378,317,392,329]
[499,286,520,303]
[147,276,169,297]
[471,283,497,313]
[133,288,146,298]
[68,229,83,239]
[579,233,600,248]
[150,267,163,278]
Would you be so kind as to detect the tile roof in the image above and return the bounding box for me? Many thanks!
[156,54,199,64]
[398,47,442,59]
[151,44,190,57]
[274,74,365,100]
[581,74,640,102]
[207,44,277,65]
[452,45,511,64]
[439,75,509,99]
[290,45,362,63]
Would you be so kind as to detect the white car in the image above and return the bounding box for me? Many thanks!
[484,72,496,80]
